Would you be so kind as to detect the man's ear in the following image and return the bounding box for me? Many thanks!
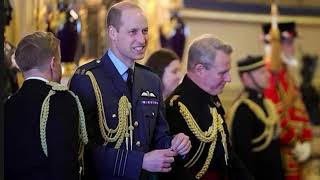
[194,63,205,76]
[49,56,55,70]
[241,72,250,83]
[108,25,117,41]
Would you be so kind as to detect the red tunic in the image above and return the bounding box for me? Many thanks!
[264,60,312,180]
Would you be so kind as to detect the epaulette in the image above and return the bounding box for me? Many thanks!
[75,59,102,75]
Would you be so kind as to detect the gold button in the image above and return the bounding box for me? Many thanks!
[134,121,139,127]
[112,114,117,118]
[136,141,141,147]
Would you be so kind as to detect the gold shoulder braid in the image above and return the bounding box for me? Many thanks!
[228,96,279,152]
[85,71,134,150]
[40,82,88,157]
[170,97,228,179]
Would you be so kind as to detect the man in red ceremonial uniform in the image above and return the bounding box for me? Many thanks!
[262,22,313,180]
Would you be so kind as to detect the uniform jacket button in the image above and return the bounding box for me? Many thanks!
[136,141,141,147]
[134,121,139,127]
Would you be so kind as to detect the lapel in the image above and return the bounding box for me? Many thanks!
[132,63,143,106]
[99,53,129,97]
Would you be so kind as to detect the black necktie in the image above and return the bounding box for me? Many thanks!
[126,68,133,98]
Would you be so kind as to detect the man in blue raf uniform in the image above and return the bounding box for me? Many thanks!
[69,1,191,179]
[229,55,284,180]
[5,32,86,180]
[162,34,253,180]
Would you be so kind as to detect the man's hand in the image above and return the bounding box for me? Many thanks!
[142,149,177,172]
[171,133,191,156]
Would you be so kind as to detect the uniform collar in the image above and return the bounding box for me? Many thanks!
[245,87,264,100]
[179,75,224,114]
[182,75,212,102]
[25,76,49,83]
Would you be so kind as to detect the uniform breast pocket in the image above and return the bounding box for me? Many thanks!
[141,99,159,137]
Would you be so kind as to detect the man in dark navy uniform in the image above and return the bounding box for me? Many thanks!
[69,1,191,179]
[5,32,86,180]
[162,34,253,180]
[229,55,284,180]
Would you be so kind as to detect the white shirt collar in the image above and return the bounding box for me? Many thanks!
[108,49,135,81]
[108,49,129,76]
[25,76,49,83]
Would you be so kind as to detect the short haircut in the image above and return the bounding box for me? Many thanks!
[106,1,142,31]
[187,34,233,71]
[146,48,179,79]
[15,31,60,72]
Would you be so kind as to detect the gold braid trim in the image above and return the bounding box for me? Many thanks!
[242,98,279,152]
[178,102,215,143]
[40,82,88,157]
[195,135,218,179]
[116,96,131,149]
[185,142,205,168]
[169,95,180,106]
[68,90,89,145]
[230,97,279,152]
[226,99,243,134]
[40,90,55,156]
[85,71,131,149]
[175,100,228,179]
[216,109,229,166]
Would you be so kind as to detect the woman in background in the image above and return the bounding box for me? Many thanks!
[146,48,182,99]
